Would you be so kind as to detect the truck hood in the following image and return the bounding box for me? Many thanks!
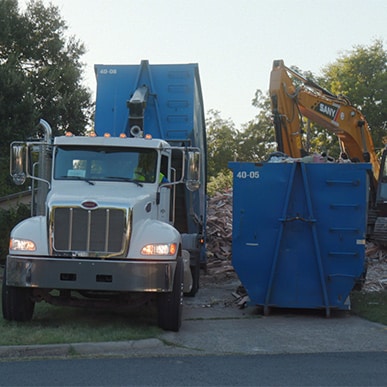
[47,181,155,209]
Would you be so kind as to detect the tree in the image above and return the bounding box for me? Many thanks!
[206,109,239,177]
[236,90,276,162]
[205,92,277,196]
[0,0,92,195]
[22,0,92,134]
[320,39,387,150]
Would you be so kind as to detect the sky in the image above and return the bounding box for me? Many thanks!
[20,0,387,128]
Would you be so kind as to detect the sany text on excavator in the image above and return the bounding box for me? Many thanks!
[269,59,387,245]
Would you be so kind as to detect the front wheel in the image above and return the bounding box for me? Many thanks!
[185,255,200,297]
[157,257,183,332]
[2,267,35,321]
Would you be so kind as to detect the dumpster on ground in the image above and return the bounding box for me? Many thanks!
[228,161,371,317]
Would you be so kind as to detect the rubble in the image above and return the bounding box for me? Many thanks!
[206,190,387,293]
[365,243,387,292]
[203,190,234,284]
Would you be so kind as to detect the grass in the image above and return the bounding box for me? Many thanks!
[0,278,162,346]
[350,289,387,325]
[0,303,162,346]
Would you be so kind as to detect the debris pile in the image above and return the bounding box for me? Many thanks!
[365,243,387,292]
[205,190,234,277]
[206,190,387,293]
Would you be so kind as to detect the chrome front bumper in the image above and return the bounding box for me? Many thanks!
[6,255,176,292]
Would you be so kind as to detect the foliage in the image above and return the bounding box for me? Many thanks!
[206,90,276,198]
[206,91,276,194]
[206,109,239,177]
[302,123,341,158]
[22,0,92,135]
[0,203,30,263]
[0,0,92,196]
[207,170,233,197]
[236,89,276,162]
[206,90,276,181]
[320,39,387,149]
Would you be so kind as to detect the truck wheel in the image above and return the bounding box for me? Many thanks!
[157,257,183,332]
[2,267,35,321]
[185,257,200,297]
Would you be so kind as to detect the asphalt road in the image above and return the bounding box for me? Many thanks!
[1,351,387,386]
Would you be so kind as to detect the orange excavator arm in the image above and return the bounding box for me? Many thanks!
[269,59,380,183]
[269,60,305,158]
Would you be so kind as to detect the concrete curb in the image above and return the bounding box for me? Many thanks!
[0,338,167,360]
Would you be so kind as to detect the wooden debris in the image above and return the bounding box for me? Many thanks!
[206,190,233,264]
[364,243,387,292]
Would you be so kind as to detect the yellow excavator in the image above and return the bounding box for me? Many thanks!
[269,59,387,245]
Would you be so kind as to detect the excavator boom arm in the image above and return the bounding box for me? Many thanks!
[269,60,380,183]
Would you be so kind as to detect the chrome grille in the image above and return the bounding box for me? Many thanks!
[52,207,128,256]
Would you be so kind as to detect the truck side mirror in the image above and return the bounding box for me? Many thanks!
[10,143,27,185]
[186,150,200,192]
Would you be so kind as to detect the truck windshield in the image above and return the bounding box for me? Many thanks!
[54,146,158,183]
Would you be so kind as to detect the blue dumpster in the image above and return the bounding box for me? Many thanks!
[228,161,371,316]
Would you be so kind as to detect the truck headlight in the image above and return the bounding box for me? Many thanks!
[10,238,36,252]
[141,243,177,256]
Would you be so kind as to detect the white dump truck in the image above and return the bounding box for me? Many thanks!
[3,61,207,331]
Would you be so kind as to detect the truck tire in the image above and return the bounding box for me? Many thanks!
[186,256,200,297]
[2,267,35,322]
[157,257,183,332]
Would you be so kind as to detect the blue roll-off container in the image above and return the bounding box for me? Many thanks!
[228,161,371,316]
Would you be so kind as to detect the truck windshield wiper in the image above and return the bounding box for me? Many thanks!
[105,176,143,187]
[59,175,95,185]
[84,178,95,185]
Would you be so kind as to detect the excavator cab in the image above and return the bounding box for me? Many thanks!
[376,149,387,202]
[371,148,387,245]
